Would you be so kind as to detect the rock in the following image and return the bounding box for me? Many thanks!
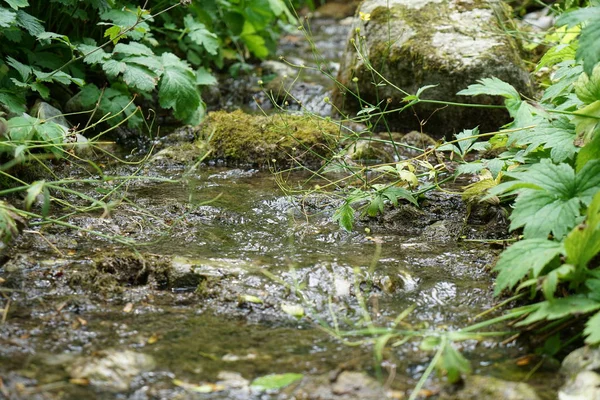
[313,1,361,19]
[442,375,541,400]
[333,0,533,136]
[67,349,156,391]
[196,110,340,167]
[559,346,600,400]
[30,101,69,128]
[282,371,389,399]
[346,139,395,163]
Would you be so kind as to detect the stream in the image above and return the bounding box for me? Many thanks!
[0,15,561,400]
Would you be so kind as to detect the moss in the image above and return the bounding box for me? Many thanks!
[197,110,340,167]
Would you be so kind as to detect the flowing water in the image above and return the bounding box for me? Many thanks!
[0,16,561,400]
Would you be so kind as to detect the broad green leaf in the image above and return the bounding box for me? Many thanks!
[158,53,201,122]
[4,0,28,10]
[70,84,102,109]
[78,43,108,64]
[0,92,26,114]
[492,159,597,239]
[251,373,303,391]
[114,42,153,56]
[30,82,49,99]
[516,296,600,326]
[557,7,600,75]
[16,9,44,37]
[575,159,600,202]
[542,264,575,301]
[7,115,37,142]
[585,311,600,344]
[564,192,600,268]
[0,6,17,28]
[493,238,563,295]
[575,65,600,104]
[380,186,418,206]
[102,59,127,77]
[333,202,355,232]
[366,195,384,217]
[196,67,217,86]
[242,33,268,59]
[458,77,521,115]
[537,43,576,70]
[35,122,66,157]
[439,343,471,383]
[124,55,163,74]
[184,15,219,55]
[573,100,600,143]
[122,64,157,91]
[267,0,296,21]
[103,25,122,44]
[420,336,441,351]
[576,132,600,171]
[6,56,31,80]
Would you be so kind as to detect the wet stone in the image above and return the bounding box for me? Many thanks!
[441,375,541,400]
[67,349,156,392]
[283,371,389,399]
[560,346,600,400]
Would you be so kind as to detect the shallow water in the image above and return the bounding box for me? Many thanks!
[0,168,560,399]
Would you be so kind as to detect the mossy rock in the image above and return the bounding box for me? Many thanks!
[333,0,533,137]
[197,110,340,167]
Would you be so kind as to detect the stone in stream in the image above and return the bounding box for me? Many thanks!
[333,0,533,136]
[67,349,156,391]
[559,346,600,400]
[440,374,541,400]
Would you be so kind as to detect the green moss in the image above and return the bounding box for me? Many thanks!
[198,110,340,167]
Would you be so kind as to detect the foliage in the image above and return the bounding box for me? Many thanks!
[436,1,600,347]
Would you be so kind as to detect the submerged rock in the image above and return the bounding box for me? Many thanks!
[441,375,541,400]
[333,0,533,136]
[67,349,156,391]
[283,371,388,399]
[560,346,600,400]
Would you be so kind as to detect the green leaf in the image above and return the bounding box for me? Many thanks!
[584,311,600,344]
[35,121,66,157]
[564,192,600,268]
[184,15,219,55]
[0,7,17,28]
[458,77,521,115]
[124,55,163,74]
[380,186,418,206]
[158,53,202,123]
[103,25,122,44]
[16,9,44,37]
[281,303,304,318]
[24,180,44,211]
[122,64,157,91]
[439,343,471,384]
[575,65,600,104]
[7,115,37,142]
[267,0,296,21]
[516,296,600,326]
[491,159,598,239]
[493,238,563,295]
[4,0,28,10]
[576,131,600,171]
[250,373,303,391]
[366,195,384,217]
[557,7,600,75]
[333,202,355,232]
[102,59,127,77]
[6,56,32,80]
[196,67,217,86]
[78,43,109,64]
[573,100,600,143]
[114,42,153,56]
[0,92,26,114]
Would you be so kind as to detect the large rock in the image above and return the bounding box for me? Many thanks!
[333,0,533,136]
[560,346,600,400]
